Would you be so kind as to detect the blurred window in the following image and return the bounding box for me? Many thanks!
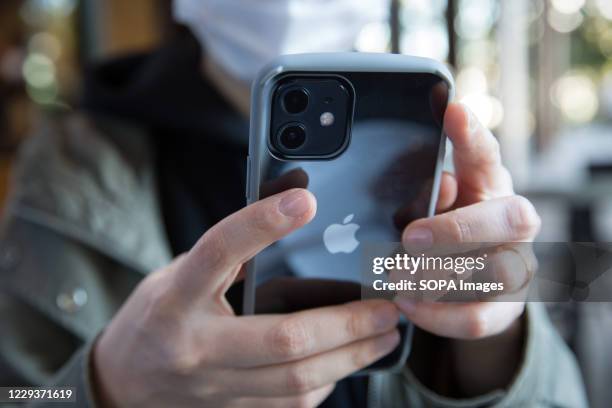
[354,0,612,186]
[5,0,612,182]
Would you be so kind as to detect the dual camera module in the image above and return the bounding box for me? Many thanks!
[270,77,353,159]
[278,89,310,150]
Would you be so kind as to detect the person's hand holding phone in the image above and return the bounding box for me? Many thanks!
[396,103,541,395]
[92,189,400,408]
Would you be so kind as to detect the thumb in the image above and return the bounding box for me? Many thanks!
[173,188,317,303]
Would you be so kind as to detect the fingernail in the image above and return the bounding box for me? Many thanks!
[279,190,311,218]
[394,298,418,315]
[403,227,433,249]
[374,304,400,331]
[376,330,401,352]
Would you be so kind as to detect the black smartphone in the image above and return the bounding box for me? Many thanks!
[244,52,453,373]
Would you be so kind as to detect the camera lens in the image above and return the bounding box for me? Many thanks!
[278,124,307,150]
[283,89,309,114]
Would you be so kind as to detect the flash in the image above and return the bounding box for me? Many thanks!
[320,112,335,127]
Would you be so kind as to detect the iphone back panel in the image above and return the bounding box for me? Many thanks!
[244,53,454,372]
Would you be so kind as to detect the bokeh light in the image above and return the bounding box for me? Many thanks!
[22,53,55,89]
[594,0,612,20]
[400,24,449,61]
[455,0,498,40]
[33,0,76,15]
[461,93,504,129]
[547,8,584,33]
[456,66,488,96]
[355,22,390,53]
[28,32,62,61]
[550,0,585,15]
[399,0,449,61]
[551,73,599,123]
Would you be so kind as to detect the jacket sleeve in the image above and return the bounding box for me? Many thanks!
[0,114,171,408]
[29,342,99,408]
[383,303,589,408]
[0,217,141,408]
[0,293,100,408]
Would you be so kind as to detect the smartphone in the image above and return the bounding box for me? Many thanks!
[243,53,454,373]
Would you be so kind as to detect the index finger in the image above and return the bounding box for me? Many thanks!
[209,299,400,368]
[445,103,514,200]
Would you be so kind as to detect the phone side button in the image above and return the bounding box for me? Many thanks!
[245,155,251,202]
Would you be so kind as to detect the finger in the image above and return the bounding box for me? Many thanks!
[175,188,317,299]
[227,384,335,408]
[436,172,458,212]
[485,245,537,296]
[444,103,514,200]
[402,196,541,247]
[395,300,524,339]
[390,245,534,302]
[228,330,400,397]
[210,299,400,367]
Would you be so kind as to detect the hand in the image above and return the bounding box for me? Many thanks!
[396,103,541,395]
[92,189,400,408]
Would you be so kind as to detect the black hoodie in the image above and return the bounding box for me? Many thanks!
[82,33,249,255]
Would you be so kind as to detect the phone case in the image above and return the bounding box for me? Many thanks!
[244,53,454,373]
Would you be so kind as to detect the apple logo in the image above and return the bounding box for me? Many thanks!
[323,214,361,254]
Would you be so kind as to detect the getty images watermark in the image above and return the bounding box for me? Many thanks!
[360,242,612,302]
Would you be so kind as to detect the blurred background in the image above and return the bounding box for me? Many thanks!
[0,0,611,242]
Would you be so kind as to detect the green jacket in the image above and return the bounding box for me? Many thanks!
[0,113,596,407]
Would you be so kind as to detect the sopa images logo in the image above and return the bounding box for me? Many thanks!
[323,214,360,254]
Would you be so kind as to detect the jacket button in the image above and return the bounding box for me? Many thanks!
[56,288,88,313]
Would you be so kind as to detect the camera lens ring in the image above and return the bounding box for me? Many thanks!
[282,88,310,114]
[277,123,307,151]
